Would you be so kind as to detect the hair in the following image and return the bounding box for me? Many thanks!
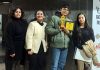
[59,3,71,15]
[76,12,89,28]
[10,7,24,19]
[60,3,70,11]
[33,10,45,21]
[75,12,90,39]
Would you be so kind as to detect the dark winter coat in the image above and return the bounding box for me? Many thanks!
[5,18,28,60]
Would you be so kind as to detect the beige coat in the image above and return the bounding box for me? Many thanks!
[25,21,47,53]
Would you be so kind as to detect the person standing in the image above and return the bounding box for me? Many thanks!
[25,10,47,70]
[5,7,28,70]
[45,4,72,70]
[73,13,100,70]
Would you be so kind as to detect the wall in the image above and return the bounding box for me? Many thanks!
[0,0,93,24]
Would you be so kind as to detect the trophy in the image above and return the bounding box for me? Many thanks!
[60,15,65,28]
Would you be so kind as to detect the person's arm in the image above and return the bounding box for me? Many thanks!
[60,26,72,36]
[72,26,83,49]
[25,22,34,51]
[45,16,61,36]
[90,28,95,42]
[6,22,15,55]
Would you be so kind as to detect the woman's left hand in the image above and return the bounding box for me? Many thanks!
[94,62,100,67]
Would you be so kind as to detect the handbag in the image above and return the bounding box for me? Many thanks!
[82,40,99,66]
[82,40,96,58]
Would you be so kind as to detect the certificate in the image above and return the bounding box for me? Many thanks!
[66,21,74,31]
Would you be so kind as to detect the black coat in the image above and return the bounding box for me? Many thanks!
[5,18,28,60]
[72,24,95,49]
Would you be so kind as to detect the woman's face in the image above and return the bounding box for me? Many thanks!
[14,8,22,19]
[36,10,45,22]
[78,14,85,26]
[60,8,69,16]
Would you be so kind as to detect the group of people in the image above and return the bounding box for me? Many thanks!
[3,3,100,70]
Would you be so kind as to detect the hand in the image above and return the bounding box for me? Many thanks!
[95,62,100,67]
[59,25,65,31]
[10,53,15,57]
[93,62,100,67]
[28,50,33,55]
[60,26,69,34]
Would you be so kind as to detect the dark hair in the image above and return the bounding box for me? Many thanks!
[75,13,90,39]
[10,7,24,19]
[55,10,61,16]
[59,3,71,15]
[60,3,70,11]
[76,13,88,28]
[33,10,45,21]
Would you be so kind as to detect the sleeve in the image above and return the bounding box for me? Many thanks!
[72,23,78,47]
[6,22,15,54]
[90,28,95,42]
[45,16,61,36]
[72,24,83,49]
[23,19,28,29]
[25,22,35,50]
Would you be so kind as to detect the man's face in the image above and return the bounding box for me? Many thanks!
[60,8,69,16]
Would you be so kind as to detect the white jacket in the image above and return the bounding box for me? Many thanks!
[25,21,47,53]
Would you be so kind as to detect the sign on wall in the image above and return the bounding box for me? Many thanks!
[92,0,100,70]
